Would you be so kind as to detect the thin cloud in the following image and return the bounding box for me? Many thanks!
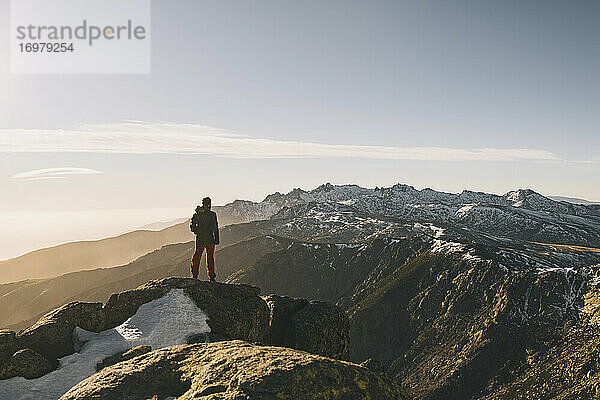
[11,167,104,181]
[0,121,567,162]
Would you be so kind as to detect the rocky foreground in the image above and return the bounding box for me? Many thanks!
[62,340,405,400]
[0,277,407,399]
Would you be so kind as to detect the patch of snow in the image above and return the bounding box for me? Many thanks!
[412,223,445,238]
[455,204,476,218]
[412,223,427,233]
[0,289,210,400]
[462,252,483,263]
[430,240,465,254]
[335,243,365,249]
[535,266,576,274]
[430,225,445,238]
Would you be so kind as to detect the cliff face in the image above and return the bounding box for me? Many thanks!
[225,235,599,399]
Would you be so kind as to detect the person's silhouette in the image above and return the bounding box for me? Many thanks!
[190,197,219,281]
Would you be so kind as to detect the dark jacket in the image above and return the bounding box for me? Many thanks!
[190,208,220,245]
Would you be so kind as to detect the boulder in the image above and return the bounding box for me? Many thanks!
[290,299,350,359]
[102,279,181,329]
[184,280,269,342]
[0,330,17,366]
[96,345,152,371]
[263,294,308,344]
[0,348,53,379]
[60,340,408,400]
[17,302,104,360]
[263,295,350,359]
[103,277,270,342]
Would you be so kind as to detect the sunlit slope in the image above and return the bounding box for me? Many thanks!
[0,223,193,283]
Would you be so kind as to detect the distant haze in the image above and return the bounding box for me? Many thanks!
[0,208,188,260]
[548,196,600,206]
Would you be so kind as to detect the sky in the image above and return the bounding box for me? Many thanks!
[0,0,599,259]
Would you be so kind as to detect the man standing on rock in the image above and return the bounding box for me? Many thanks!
[190,197,220,282]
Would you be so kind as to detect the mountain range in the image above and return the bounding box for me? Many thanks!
[3,183,598,284]
[2,183,600,398]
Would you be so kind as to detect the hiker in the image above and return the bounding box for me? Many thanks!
[190,197,220,281]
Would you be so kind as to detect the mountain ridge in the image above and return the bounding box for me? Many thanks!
[3,182,598,284]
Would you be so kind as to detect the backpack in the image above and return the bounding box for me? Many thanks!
[190,212,200,234]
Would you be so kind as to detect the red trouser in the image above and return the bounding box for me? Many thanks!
[191,243,216,279]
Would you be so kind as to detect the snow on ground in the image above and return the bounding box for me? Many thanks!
[0,289,210,400]
[455,204,476,219]
[430,239,465,254]
[413,222,445,238]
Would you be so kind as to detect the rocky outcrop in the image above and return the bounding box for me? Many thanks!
[61,340,407,400]
[2,278,269,376]
[103,277,270,342]
[263,295,349,359]
[96,345,152,372]
[1,277,350,382]
[290,300,349,359]
[0,348,52,379]
[263,295,307,344]
[18,301,105,360]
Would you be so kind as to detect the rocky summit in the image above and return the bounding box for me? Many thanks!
[0,278,359,399]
